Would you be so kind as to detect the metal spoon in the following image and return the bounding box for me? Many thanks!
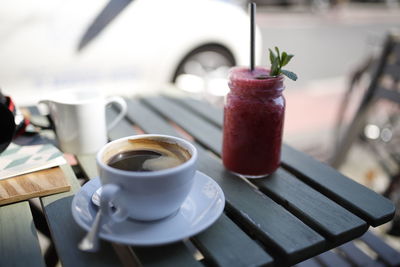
[91,187,116,209]
[91,187,102,207]
[78,187,104,252]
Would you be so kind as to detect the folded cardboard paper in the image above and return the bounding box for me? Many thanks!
[0,143,66,180]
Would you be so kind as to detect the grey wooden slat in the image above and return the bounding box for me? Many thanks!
[111,244,142,267]
[132,243,202,267]
[295,258,321,267]
[168,96,223,127]
[106,104,136,140]
[40,164,122,267]
[13,130,57,147]
[254,168,368,244]
[192,215,274,267]
[0,201,45,267]
[76,154,98,178]
[196,156,324,265]
[338,241,384,267]
[143,97,222,155]
[170,97,395,227]
[281,145,395,227]
[131,97,326,265]
[315,250,352,267]
[126,98,178,137]
[359,231,400,266]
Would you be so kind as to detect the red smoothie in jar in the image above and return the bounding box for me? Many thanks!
[222,66,285,177]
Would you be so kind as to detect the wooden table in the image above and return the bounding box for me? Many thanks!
[1,95,396,267]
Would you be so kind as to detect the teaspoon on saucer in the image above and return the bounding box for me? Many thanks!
[78,187,104,252]
[72,173,225,246]
[91,186,102,207]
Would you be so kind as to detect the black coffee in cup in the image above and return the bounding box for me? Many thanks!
[97,134,198,221]
[106,138,191,172]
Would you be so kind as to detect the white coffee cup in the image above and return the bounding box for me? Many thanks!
[96,134,198,222]
[39,89,127,154]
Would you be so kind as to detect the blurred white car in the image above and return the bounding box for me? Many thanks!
[0,0,262,105]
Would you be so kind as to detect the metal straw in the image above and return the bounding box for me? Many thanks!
[250,2,256,71]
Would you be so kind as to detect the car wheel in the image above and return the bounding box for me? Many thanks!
[172,44,235,97]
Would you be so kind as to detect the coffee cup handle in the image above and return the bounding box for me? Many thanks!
[105,96,128,131]
[100,184,129,223]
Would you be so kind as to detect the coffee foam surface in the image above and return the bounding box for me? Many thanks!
[102,138,191,168]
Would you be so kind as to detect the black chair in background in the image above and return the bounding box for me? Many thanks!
[331,31,400,235]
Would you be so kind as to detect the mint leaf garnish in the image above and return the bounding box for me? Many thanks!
[281,69,298,81]
[268,47,297,81]
[269,48,276,65]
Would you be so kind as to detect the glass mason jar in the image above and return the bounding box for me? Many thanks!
[222,67,285,178]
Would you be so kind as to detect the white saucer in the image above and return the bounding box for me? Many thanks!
[71,171,225,246]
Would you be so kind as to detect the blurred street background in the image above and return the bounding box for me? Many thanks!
[257,2,399,150]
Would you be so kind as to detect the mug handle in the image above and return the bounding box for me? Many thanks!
[100,184,129,223]
[105,96,128,131]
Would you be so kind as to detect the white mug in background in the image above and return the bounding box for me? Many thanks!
[97,134,198,222]
[39,89,127,155]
